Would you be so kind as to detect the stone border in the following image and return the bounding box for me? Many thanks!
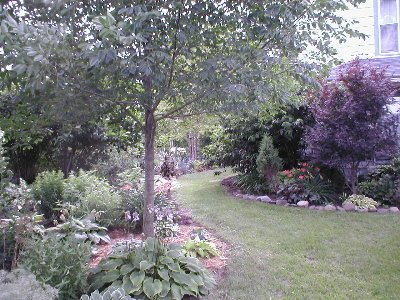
[231,192,400,214]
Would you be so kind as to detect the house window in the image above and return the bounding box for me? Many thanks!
[379,0,399,53]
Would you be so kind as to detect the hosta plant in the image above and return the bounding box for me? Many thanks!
[81,287,136,300]
[343,194,378,209]
[90,238,215,300]
[45,217,111,244]
[182,240,218,258]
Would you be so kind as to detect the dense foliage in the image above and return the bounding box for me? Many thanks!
[256,134,282,190]
[306,59,398,193]
[203,104,313,194]
[90,238,215,299]
[31,171,64,220]
[22,234,92,300]
[359,157,400,206]
[1,0,367,236]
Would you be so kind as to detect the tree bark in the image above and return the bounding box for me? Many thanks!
[143,108,156,237]
[350,161,358,194]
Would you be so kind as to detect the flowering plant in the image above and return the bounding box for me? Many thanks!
[279,162,321,184]
[278,162,335,205]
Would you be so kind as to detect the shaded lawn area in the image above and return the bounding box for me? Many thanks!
[176,170,400,300]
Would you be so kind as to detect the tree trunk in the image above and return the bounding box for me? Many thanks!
[143,108,156,237]
[350,162,358,194]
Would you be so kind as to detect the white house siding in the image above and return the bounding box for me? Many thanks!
[333,1,376,62]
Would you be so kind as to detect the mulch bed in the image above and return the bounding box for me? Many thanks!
[89,177,231,282]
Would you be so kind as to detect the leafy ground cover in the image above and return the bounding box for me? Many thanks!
[177,170,400,300]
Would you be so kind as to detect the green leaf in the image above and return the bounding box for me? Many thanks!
[120,263,135,276]
[171,283,182,300]
[139,260,155,272]
[166,249,181,259]
[160,280,171,297]
[110,279,123,289]
[172,272,196,287]
[100,258,124,270]
[143,277,162,298]
[13,64,26,75]
[159,256,174,265]
[101,269,121,283]
[129,271,145,287]
[34,54,44,62]
[158,268,170,281]
[122,274,135,294]
[166,262,180,272]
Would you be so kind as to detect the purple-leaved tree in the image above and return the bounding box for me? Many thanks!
[306,59,398,194]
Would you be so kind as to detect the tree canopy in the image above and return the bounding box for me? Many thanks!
[0,0,366,236]
[306,59,398,193]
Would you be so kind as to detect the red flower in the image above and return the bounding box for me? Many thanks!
[298,175,305,180]
[315,167,320,171]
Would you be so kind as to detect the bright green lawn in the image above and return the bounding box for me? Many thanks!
[176,170,400,300]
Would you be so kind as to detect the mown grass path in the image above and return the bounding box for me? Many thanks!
[176,170,400,300]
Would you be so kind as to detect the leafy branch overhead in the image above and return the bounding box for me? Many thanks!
[0,0,368,236]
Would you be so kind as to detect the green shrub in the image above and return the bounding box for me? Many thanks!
[90,238,215,299]
[182,240,218,258]
[1,214,44,270]
[343,194,378,209]
[81,287,136,300]
[235,172,271,195]
[359,157,400,206]
[0,268,58,300]
[93,148,143,185]
[32,171,65,219]
[64,171,122,227]
[0,129,13,212]
[256,134,282,190]
[22,234,91,300]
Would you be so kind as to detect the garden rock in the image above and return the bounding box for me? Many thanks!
[257,195,272,203]
[316,206,324,211]
[337,206,345,212]
[309,205,316,210]
[368,207,378,212]
[297,200,309,208]
[378,208,389,213]
[276,199,288,206]
[342,202,356,212]
[356,208,368,212]
[389,207,400,213]
[324,204,336,211]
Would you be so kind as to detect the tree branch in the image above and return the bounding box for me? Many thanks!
[167,7,182,89]
[155,89,214,121]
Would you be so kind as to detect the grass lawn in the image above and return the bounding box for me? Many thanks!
[176,170,400,300]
